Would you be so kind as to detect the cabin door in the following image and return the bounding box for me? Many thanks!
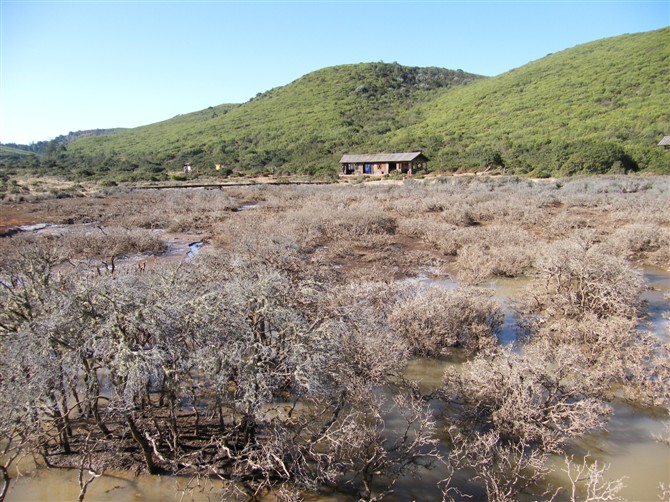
[364,163,372,174]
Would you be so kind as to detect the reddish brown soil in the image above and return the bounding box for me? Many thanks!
[0,203,54,235]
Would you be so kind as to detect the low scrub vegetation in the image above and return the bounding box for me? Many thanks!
[390,286,503,356]
[1,175,669,501]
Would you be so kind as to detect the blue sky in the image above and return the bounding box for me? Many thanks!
[1,0,668,144]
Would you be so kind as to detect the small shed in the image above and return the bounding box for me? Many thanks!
[658,136,670,149]
[340,152,429,175]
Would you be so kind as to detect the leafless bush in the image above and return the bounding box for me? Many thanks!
[454,226,536,283]
[457,242,533,283]
[562,454,625,502]
[217,195,396,255]
[443,427,553,502]
[36,189,238,231]
[653,422,670,446]
[56,226,167,258]
[0,235,69,333]
[297,199,396,243]
[442,344,612,453]
[522,313,670,408]
[395,218,463,255]
[601,223,670,266]
[437,336,626,499]
[438,203,480,227]
[608,223,670,254]
[659,483,670,502]
[543,209,595,239]
[389,285,503,356]
[0,244,439,500]
[3,176,669,499]
[515,231,670,408]
[320,388,440,501]
[530,235,644,319]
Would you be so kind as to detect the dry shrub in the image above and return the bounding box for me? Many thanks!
[213,209,275,247]
[622,338,670,409]
[34,189,238,231]
[456,243,493,283]
[443,427,553,502]
[439,337,620,501]
[60,226,167,258]
[389,285,503,356]
[517,232,669,409]
[219,195,397,254]
[397,219,536,272]
[439,203,480,227]
[456,226,537,283]
[5,176,670,500]
[1,248,436,500]
[523,314,669,408]
[99,190,237,231]
[319,202,396,241]
[531,236,644,319]
[601,223,670,266]
[544,210,595,239]
[562,455,626,502]
[443,343,612,453]
[396,218,461,254]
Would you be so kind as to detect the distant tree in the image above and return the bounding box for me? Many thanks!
[481,148,506,172]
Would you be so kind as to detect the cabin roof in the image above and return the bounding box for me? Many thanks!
[658,136,670,146]
[339,152,428,163]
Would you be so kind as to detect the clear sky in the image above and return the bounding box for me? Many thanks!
[1,0,668,145]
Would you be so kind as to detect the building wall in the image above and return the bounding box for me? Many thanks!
[341,160,422,175]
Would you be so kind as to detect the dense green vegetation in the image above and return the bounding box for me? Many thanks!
[58,65,478,180]
[0,145,32,160]
[381,28,670,175]
[2,28,668,180]
[1,129,125,157]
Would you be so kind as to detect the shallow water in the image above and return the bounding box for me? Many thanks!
[582,402,669,501]
[641,265,670,340]
[6,465,232,502]
[399,269,670,501]
[186,241,204,259]
[5,268,670,501]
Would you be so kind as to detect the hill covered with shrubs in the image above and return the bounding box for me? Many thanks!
[59,64,479,180]
[2,27,668,180]
[380,27,670,176]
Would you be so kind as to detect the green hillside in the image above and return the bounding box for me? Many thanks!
[380,27,670,175]
[4,27,669,180]
[62,65,481,180]
[0,145,32,159]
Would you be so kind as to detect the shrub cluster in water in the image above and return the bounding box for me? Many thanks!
[1,176,669,501]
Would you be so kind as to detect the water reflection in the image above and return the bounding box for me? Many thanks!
[641,265,670,340]
[186,241,203,259]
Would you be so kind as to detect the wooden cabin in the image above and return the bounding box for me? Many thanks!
[339,152,429,175]
[658,136,670,150]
